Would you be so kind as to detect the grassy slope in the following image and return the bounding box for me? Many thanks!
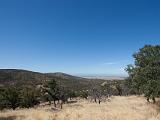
[0,96,160,120]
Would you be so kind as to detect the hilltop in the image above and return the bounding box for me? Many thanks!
[0,69,106,90]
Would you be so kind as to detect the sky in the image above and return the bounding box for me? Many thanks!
[0,0,160,76]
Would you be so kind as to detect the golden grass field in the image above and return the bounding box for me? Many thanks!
[0,96,160,120]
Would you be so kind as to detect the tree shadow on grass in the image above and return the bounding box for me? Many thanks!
[0,115,24,120]
[67,100,77,104]
[0,116,16,120]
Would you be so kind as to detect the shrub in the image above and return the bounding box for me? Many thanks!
[0,86,20,110]
[20,87,40,108]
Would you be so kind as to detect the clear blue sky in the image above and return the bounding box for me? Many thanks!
[0,0,159,76]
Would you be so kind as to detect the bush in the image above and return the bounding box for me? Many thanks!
[0,86,20,110]
[67,90,76,99]
[20,87,40,108]
[78,90,88,99]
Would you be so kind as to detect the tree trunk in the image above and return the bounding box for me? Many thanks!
[49,100,51,105]
[57,99,60,104]
[54,100,56,107]
[152,97,156,103]
[98,100,101,104]
[60,103,63,109]
[147,97,150,102]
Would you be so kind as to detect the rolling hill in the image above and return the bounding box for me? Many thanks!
[0,69,106,90]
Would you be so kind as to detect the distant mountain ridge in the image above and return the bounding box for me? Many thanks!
[0,69,126,91]
[82,75,126,80]
[0,69,85,83]
[0,69,105,90]
[46,72,84,80]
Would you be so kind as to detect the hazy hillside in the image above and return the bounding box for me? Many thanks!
[0,69,106,90]
[0,69,45,86]
[46,72,84,80]
[83,75,126,80]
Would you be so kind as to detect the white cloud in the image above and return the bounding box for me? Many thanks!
[101,60,129,66]
[102,62,117,65]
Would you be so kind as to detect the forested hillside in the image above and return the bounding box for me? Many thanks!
[0,69,107,90]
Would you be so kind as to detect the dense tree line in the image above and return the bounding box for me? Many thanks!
[0,79,87,110]
[0,86,40,110]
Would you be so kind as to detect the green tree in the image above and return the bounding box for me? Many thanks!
[115,83,122,96]
[67,90,76,100]
[0,86,20,110]
[44,79,59,107]
[20,87,40,108]
[101,82,111,95]
[79,90,88,99]
[126,45,160,103]
[0,87,6,110]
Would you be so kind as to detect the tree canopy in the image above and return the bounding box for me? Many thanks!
[126,45,160,102]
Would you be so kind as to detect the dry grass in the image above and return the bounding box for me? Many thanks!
[0,96,160,120]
